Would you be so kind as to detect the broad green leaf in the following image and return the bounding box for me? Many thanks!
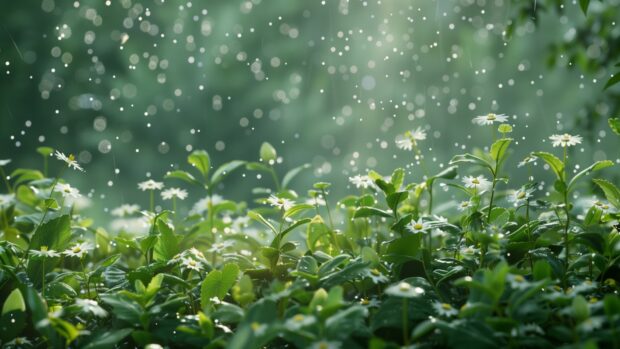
[247,211,277,235]
[245,162,272,173]
[568,160,613,190]
[211,160,246,186]
[153,220,179,261]
[353,207,392,218]
[489,138,512,166]
[283,203,314,218]
[274,218,312,247]
[2,289,26,315]
[449,153,493,172]
[282,163,310,189]
[593,179,620,209]
[200,263,240,307]
[82,329,134,349]
[165,170,201,186]
[29,214,71,250]
[383,234,421,264]
[604,73,620,90]
[259,142,277,162]
[386,191,408,213]
[609,118,620,135]
[390,168,405,190]
[188,150,211,178]
[579,0,589,15]
[533,152,565,181]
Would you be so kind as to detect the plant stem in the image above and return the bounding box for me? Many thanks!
[150,190,155,212]
[320,188,341,253]
[0,166,12,193]
[402,298,409,346]
[270,167,281,192]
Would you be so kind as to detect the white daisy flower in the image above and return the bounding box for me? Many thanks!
[395,137,414,151]
[0,194,15,208]
[63,242,93,258]
[508,274,530,290]
[457,200,472,212]
[137,179,164,191]
[508,186,535,206]
[365,268,389,284]
[181,257,203,272]
[348,175,374,189]
[75,298,108,318]
[309,340,342,349]
[111,204,141,217]
[207,241,234,254]
[285,314,316,331]
[161,187,188,200]
[518,155,537,168]
[54,150,84,172]
[549,133,582,148]
[460,245,480,257]
[385,281,425,298]
[408,218,430,234]
[267,195,295,211]
[30,246,61,259]
[190,195,224,215]
[462,175,491,193]
[250,322,267,336]
[54,182,81,199]
[432,301,459,317]
[472,113,509,126]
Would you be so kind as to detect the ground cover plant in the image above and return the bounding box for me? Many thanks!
[1,116,620,348]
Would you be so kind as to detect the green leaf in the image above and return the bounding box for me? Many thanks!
[165,170,202,186]
[353,207,392,219]
[608,118,620,136]
[568,160,613,190]
[283,203,315,218]
[211,160,246,186]
[188,150,211,179]
[572,296,589,322]
[100,294,142,325]
[201,263,240,307]
[154,220,179,261]
[386,191,408,213]
[533,152,565,181]
[260,142,277,162]
[245,161,272,173]
[579,0,589,15]
[2,289,26,314]
[450,153,493,172]
[29,214,72,251]
[247,211,277,235]
[593,179,620,209]
[383,234,422,264]
[82,329,134,349]
[274,218,312,247]
[390,168,405,190]
[604,73,620,90]
[489,138,512,166]
[282,163,311,189]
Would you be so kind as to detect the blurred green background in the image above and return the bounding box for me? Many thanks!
[1,0,619,219]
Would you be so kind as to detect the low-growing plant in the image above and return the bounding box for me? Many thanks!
[1,117,620,348]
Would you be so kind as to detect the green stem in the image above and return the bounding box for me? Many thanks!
[320,189,341,253]
[487,175,497,224]
[525,200,533,274]
[149,190,154,212]
[402,298,409,346]
[270,167,281,192]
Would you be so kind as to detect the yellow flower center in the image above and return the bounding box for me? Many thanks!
[293,314,305,322]
[517,191,526,199]
[472,178,480,185]
[41,246,49,252]
[414,223,423,230]
[399,282,411,291]
[72,246,82,253]
[441,303,452,310]
[371,268,380,276]
[251,322,261,331]
[514,275,525,282]
[562,134,571,141]
[189,260,197,266]
[487,113,496,120]
[318,342,329,349]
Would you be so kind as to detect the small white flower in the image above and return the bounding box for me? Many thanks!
[549,133,582,148]
[462,175,491,193]
[138,179,164,191]
[518,155,537,168]
[30,246,61,259]
[348,175,374,189]
[365,268,389,284]
[432,301,459,317]
[190,195,224,215]
[508,274,530,290]
[309,340,342,349]
[75,298,108,317]
[395,137,414,151]
[267,195,294,211]
[63,242,93,258]
[0,194,15,208]
[472,113,509,125]
[54,150,84,172]
[385,281,425,298]
[306,196,326,206]
[408,218,430,234]
[181,257,203,272]
[460,245,480,257]
[250,322,267,336]
[207,240,234,253]
[54,182,81,199]
[0,159,11,166]
[111,204,141,217]
[508,187,535,206]
[457,200,472,212]
[285,314,316,331]
[161,187,188,200]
